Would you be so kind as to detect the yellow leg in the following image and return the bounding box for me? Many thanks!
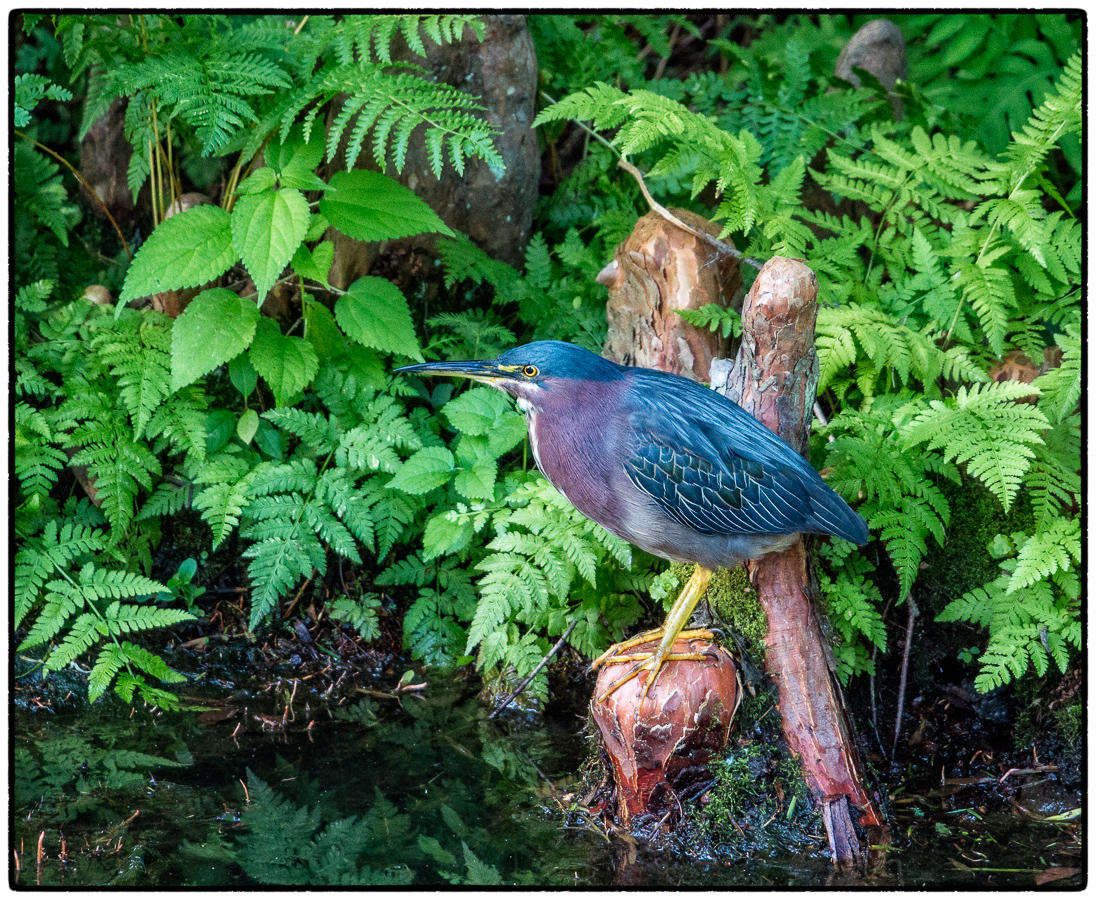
[593,565,714,703]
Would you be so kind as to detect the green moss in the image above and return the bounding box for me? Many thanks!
[918,475,1035,618]
[1054,702,1082,748]
[706,566,766,657]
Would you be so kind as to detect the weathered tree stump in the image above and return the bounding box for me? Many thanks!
[713,256,886,864]
[600,209,741,382]
[591,638,739,829]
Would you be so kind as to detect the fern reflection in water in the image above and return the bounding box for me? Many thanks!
[13,679,589,886]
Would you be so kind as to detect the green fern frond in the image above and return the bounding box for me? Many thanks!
[264,408,340,452]
[113,48,291,154]
[193,448,259,547]
[15,520,108,627]
[1025,413,1080,528]
[1033,318,1081,423]
[67,401,162,536]
[1007,519,1080,595]
[997,50,1081,186]
[144,385,209,464]
[14,402,67,500]
[90,311,173,439]
[904,381,1049,511]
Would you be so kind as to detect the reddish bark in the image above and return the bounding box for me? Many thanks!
[591,638,739,828]
[716,256,885,862]
[600,209,741,382]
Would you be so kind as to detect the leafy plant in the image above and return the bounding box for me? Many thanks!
[535,37,1081,689]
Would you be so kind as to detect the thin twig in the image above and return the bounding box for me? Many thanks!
[616,158,764,271]
[489,620,578,718]
[539,90,763,271]
[869,643,883,752]
[890,591,918,761]
[15,129,132,261]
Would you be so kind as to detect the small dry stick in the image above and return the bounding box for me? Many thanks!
[489,620,577,718]
[15,130,133,261]
[616,158,764,271]
[539,91,763,272]
[891,592,919,761]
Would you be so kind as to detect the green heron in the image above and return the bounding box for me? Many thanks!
[398,341,868,700]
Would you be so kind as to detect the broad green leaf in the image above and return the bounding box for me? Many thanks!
[303,295,345,358]
[267,124,324,178]
[231,188,310,306]
[236,167,277,195]
[305,212,329,242]
[417,835,457,867]
[228,352,258,398]
[336,276,423,361]
[444,387,510,436]
[454,457,497,501]
[249,318,319,406]
[389,447,455,495]
[236,409,259,445]
[171,289,260,391]
[206,409,238,454]
[320,170,454,242]
[120,205,235,306]
[290,240,334,285]
[253,419,284,458]
[423,512,472,560]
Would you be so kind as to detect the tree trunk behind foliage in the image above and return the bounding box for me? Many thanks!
[712,256,886,865]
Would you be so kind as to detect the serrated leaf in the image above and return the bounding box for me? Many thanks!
[231,188,311,306]
[267,124,325,176]
[336,277,423,361]
[290,240,334,285]
[249,319,319,406]
[389,446,456,494]
[454,457,497,501]
[302,295,345,357]
[443,387,510,436]
[171,289,260,391]
[236,167,277,195]
[119,205,235,305]
[319,170,454,242]
[423,512,472,560]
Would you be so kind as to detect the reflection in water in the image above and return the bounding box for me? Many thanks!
[11,672,1082,887]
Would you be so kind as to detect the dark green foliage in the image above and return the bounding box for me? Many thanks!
[235,772,415,885]
[14,13,1081,711]
[538,23,1080,690]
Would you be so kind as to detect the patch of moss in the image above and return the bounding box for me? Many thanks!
[706,565,767,658]
[918,475,1035,618]
[701,708,822,854]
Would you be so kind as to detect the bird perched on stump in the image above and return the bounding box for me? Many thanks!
[398,341,868,701]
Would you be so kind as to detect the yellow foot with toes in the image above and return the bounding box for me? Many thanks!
[592,628,715,703]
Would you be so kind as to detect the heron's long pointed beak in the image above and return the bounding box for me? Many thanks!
[394,359,513,385]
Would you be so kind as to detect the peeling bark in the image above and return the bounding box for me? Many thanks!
[601,209,742,382]
[714,256,886,863]
[591,639,739,828]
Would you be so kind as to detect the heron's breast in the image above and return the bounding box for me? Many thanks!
[526,404,631,534]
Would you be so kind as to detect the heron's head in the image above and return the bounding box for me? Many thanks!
[396,340,621,412]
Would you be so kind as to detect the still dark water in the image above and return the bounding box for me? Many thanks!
[12,668,1082,887]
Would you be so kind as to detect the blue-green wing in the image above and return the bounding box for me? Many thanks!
[620,370,867,542]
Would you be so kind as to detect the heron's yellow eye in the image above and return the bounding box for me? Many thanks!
[523,365,539,378]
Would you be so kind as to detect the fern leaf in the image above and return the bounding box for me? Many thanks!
[904,381,1049,511]
[1007,519,1080,595]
